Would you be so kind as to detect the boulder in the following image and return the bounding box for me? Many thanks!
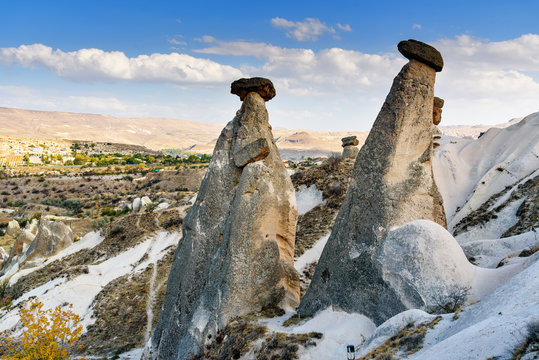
[342,145,359,159]
[132,197,142,212]
[140,196,152,211]
[398,39,444,72]
[149,79,298,359]
[299,41,447,325]
[433,96,444,125]
[23,219,73,264]
[379,221,473,310]
[6,220,20,237]
[341,136,359,147]
[0,229,35,274]
[231,77,276,101]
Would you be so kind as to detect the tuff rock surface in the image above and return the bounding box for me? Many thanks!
[342,146,359,159]
[1,230,35,274]
[148,82,298,359]
[1,219,73,275]
[23,219,73,264]
[299,43,447,325]
[0,246,7,263]
[6,220,20,237]
[341,136,360,159]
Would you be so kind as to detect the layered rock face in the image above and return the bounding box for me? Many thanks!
[299,40,447,325]
[148,78,299,359]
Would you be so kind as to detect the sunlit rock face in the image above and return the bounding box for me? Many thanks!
[148,78,299,359]
[299,40,447,325]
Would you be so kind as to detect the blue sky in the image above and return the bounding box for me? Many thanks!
[1,0,538,131]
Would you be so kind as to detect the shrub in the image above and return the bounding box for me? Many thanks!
[2,298,87,359]
[145,201,159,213]
[324,153,343,172]
[428,286,470,314]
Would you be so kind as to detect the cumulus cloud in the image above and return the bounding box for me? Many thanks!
[431,34,539,124]
[0,44,243,83]
[2,34,538,129]
[435,34,539,71]
[412,24,422,30]
[196,34,539,126]
[196,40,404,93]
[271,17,336,41]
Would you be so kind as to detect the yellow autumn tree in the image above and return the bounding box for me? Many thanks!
[3,298,87,360]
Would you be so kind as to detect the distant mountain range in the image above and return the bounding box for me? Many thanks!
[0,107,520,159]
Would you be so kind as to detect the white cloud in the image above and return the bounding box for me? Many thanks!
[337,23,352,32]
[196,41,404,94]
[197,34,539,127]
[431,34,539,125]
[168,38,187,46]
[194,35,217,43]
[0,44,243,83]
[412,24,422,30]
[271,17,336,41]
[1,34,538,130]
[436,34,539,71]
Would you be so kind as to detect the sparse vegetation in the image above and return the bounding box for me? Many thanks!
[428,286,470,314]
[360,317,442,359]
[194,319,268,360]
[255,331,322,360]
[1,298,87,360]
[511,322,539,360]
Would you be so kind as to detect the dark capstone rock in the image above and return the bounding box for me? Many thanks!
[433,97,444,125]
[398,39,444,72]
[231,77,276,101]
[341,136,359,147]
[434,97,444,108]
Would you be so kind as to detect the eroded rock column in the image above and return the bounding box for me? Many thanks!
[148,77,299,359]
[342,136,360,159]
[299,40,447,324]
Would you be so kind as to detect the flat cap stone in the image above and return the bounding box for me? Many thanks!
[341,136,359,147]
[398,39,444,72]
[433,96,444,108]
[231,77,276,101]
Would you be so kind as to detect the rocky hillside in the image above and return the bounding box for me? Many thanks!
[0,56,537,359]
[0,114,537,359]
[0,106,516,159]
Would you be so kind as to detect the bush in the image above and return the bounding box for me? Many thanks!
[145,201,159,213]
[324,153,343,171]
[428,286,470,314]
[2,298,87,359]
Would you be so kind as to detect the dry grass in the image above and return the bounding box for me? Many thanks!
[360,317,442,359]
